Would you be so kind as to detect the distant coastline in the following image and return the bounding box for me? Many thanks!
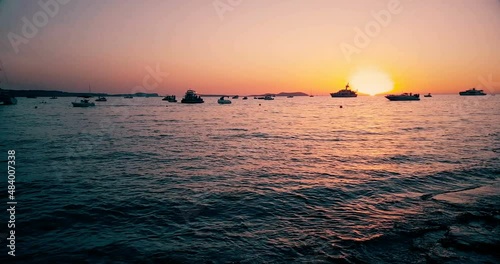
[250,92,309,97]
[3,89,310,98]
[2,89,159,98]
[2,89,466,98]
[201,92,309,97]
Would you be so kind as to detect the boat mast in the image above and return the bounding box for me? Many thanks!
[0,59,9,86]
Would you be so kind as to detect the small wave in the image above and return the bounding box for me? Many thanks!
[339,233,384,243]
[401,126,426,131]
[381,154,426,164]
[224,128,249,131]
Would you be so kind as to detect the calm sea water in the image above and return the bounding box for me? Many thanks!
[1,95,499,263]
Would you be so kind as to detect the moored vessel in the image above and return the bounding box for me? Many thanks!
[459,88,486,96]
[330,83,357,98]
[0,89,17,105]
[217,96,232,104]
[385,93,420,101]
[181,90,204,104]
[72,96,96,107]
[162,95,177,102]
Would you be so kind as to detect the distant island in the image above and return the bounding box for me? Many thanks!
[2,89,159,98]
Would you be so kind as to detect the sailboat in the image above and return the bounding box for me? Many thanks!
[72,96,95,107]
[72,85,95,107]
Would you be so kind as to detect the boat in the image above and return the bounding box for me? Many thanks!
[0,62,16,105]
[256,95,274,100]
[181,90,204,104]
[242,96,248,100]
[232,95,239,99]
[49,96,57,99]
[72,96,96,107]
[162,95,177,102]
[287,95,294,98]
[330,83,357,98]
[0,89,17,105]
[385,93,420,101]
[95,96,107,102]
[217,96,232,104]
[459,88,486,96]
[124,95,133,98]
[424,93,432,97]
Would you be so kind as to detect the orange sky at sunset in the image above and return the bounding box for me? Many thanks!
[0,0,499,95]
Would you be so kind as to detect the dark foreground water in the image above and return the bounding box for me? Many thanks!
[1,95,499,263]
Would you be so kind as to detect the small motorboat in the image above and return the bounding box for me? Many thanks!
[242,96,248,100]
[459,88,486,96]
[287,95,294,98]
[264,95,274,100]
[232,95,239,99]
[0,89,17,105]
[124,95,133,99]
[162,95,177,102]
[95,96,107,101]
[385,93,420,101]
[424,93,432,97]
[181,90,204,104]
[218,96,232,104]
[72,96,96,107]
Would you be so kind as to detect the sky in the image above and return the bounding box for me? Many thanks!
[0,0,499,95]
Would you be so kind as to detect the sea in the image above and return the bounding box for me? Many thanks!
[1,95,499,263]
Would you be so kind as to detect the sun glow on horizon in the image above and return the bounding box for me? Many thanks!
[349,70,394,96]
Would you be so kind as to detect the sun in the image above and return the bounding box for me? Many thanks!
[349,70,394,95]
